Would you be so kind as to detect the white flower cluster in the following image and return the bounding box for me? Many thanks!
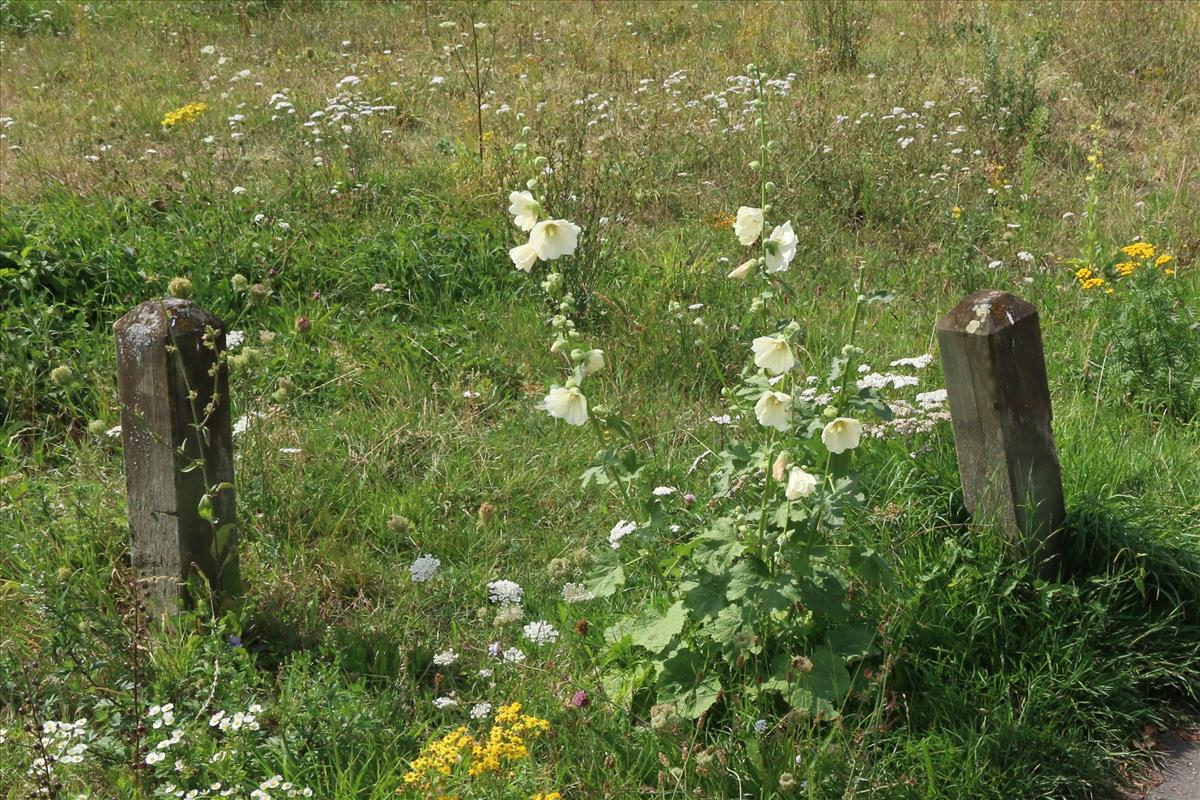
[209,704,262,733]
[522,620,559,645]
[409,554,440,582]
[561,582,594,603]
[29,718,90,777]
[487,579,523,605]
[608,519,637,550]
[251,775,313,799]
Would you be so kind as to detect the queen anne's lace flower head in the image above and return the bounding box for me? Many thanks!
[487,579,524,605]
[409,554,441,582]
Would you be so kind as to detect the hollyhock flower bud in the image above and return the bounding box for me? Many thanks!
[771,450,790,481]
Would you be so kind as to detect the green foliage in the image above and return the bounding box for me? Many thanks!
[802,0,871,72]
[976,17,1046,138]
[1094,266,1200,420]
[2,2,1199,798]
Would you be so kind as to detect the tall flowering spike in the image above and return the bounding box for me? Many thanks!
[508,190,540,231]
[734,206,764,246]
[544,386,588,426]
[751,335,795,375]
[763,221,797,272]
[754,390,792,432]
[821,417,863,453]
[785,467,818,499]
[529,219,581,260]
[510,242,539,272]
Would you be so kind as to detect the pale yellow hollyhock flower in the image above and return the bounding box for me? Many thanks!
[763,221,797,273]
[821,417,863,454]
[785,467,818,499]
[509,242,539,272]
[734,206,764,246]
[771,451,790,481]
[751,335,795,375]
[529,219,581,260]
[755,390,792,432]
[727,258,758,280]
[507,190,540,231]
[544,386,588,426]
[583,349,605,376]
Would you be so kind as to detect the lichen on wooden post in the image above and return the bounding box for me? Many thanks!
[935,289,1067,579]
[114,297,241,617]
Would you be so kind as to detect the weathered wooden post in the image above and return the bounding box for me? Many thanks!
[935,289,1066,579]
[115,298,239,617]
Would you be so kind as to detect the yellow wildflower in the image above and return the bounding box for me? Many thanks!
[952,206,962,220]
[532,793,563,800]
[708,210,737,230]
[161,101,208,127]
[1121,242,1155,261]
[1155,254,1173,267]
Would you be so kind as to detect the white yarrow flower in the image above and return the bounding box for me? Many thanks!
[822,417,863,454]
[529,219,581,260]
[754,390,793,432]
[763,221,798,272]
[487,579,524,605]
[734,206,764,246]
[785,467,818,499]
[562,582,595,603]
[543,386,588,426]
[751,335,795,375]
[470,702,492,719]
[523,620,559,645]
[432,649,458,666]
[507,190,540,231]
[409,554,441,582]
[609,519,637,549]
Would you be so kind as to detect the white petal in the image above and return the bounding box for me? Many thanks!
[821,417,863,454]
[509,242,538,272]
[734,206,764,246]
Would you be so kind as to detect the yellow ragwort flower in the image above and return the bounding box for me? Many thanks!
[1121,242,1155,261]
[161,102,208,127]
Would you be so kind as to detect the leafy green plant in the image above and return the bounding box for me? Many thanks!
[802,0,870,72]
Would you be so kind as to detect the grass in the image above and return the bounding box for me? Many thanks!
[2,1,1199,798]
